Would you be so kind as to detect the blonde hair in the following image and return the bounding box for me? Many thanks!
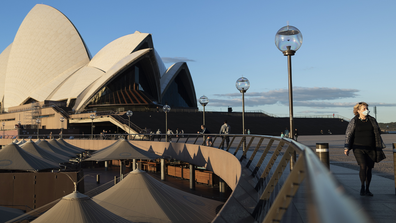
[353,102,368,116]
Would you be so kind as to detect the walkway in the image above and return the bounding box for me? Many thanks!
[331,164,396,223]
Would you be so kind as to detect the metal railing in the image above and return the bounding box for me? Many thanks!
[129,133,369,223]
[5,133,371,223]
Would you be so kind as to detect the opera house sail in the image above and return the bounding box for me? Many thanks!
[0,4,197,114]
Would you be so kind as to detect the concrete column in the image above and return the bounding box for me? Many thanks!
[133,159,136,171]
[190,164,195,190]
[316,143,330,169]
[161,158,165,181]
[105,161,108,171]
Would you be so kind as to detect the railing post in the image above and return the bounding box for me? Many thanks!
[316,143,330,169]
[393,143,396,195]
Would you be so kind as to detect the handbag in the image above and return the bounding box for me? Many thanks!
[375,149,386,163]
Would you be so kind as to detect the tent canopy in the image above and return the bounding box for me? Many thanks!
[0,143,59,172]
[48,139,81,155]
[57,138,85,152]
[93,169,223,223]
[85,139,161,161]
[32,191,131,223]
[21,140,70,163]
[36,140,75,158]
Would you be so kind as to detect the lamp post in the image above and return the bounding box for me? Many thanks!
[275,24,303,141]
[2,122,5,139]
[36,118,40,139]
[199,95,209,126]
[236,77,250,154]
[163,105,171,142]
[126,110,133,138]
[90,114,96,139]
[60,117,65,138]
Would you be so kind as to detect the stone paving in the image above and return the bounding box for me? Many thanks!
[295,134,396,223]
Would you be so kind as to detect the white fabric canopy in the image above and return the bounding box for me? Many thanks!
[57,138,85,152]
[21,140,69,163]
[36,140,75,158]
[32,191,131,223]
[0,143,59,172]
[85,139,161,161]
[93,170,223,223]
[48,139,81,155]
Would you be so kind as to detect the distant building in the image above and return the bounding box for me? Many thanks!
[0,4,197,113]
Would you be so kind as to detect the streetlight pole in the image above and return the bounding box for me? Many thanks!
[199,96,209,126]
[90,114,96,139]
[60,117,64,139]
[36,118,40,139]
[2,122,5,139]
[275,24,303,169]
[236,77,250,156]
[275,25,303,141]
[163,105,171,142]
[126,110,133,139]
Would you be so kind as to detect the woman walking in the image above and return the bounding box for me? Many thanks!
[344,102,385,196]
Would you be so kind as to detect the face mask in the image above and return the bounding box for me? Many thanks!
[362,110,370,116]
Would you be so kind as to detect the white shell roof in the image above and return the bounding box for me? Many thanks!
[3,4,90,108]
[0,4,195,111]
[48,66,104,101]
[88,31,152,72]
[0,44,12,103]
[73,49,152,111]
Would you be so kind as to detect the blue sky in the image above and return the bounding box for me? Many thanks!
[1,1,395,123]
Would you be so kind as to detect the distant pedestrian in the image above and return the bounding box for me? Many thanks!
[198,125,212,146]
[344,102,386,196]
[167,128,174,142]
[156,129,161,141]
[284,128,289,138]
[294,129,298,141]
[280,132,284,138]
[219,120,231,149]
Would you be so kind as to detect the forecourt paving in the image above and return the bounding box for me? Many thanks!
[298,134,396,223]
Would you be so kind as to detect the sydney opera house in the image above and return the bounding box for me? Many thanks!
[0,4,197,135]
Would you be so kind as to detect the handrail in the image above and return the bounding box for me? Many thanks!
[128,134,370,223]
[6,134,372,223]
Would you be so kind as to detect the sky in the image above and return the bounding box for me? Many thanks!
[1,1,395,123]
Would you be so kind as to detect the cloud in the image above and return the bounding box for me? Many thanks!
[208,87,396,108]
[161,57,195,63]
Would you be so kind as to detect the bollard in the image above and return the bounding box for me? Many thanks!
[316,143,330,169]
[114,176,117,185]
[105,161,108,171]
[96,174,100,184]
[190,164,195,190]
[161,158,165,181]
[393,143,396,195]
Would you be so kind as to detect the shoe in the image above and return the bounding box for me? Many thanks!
[360,189,366,196]
[365,190,373,196]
